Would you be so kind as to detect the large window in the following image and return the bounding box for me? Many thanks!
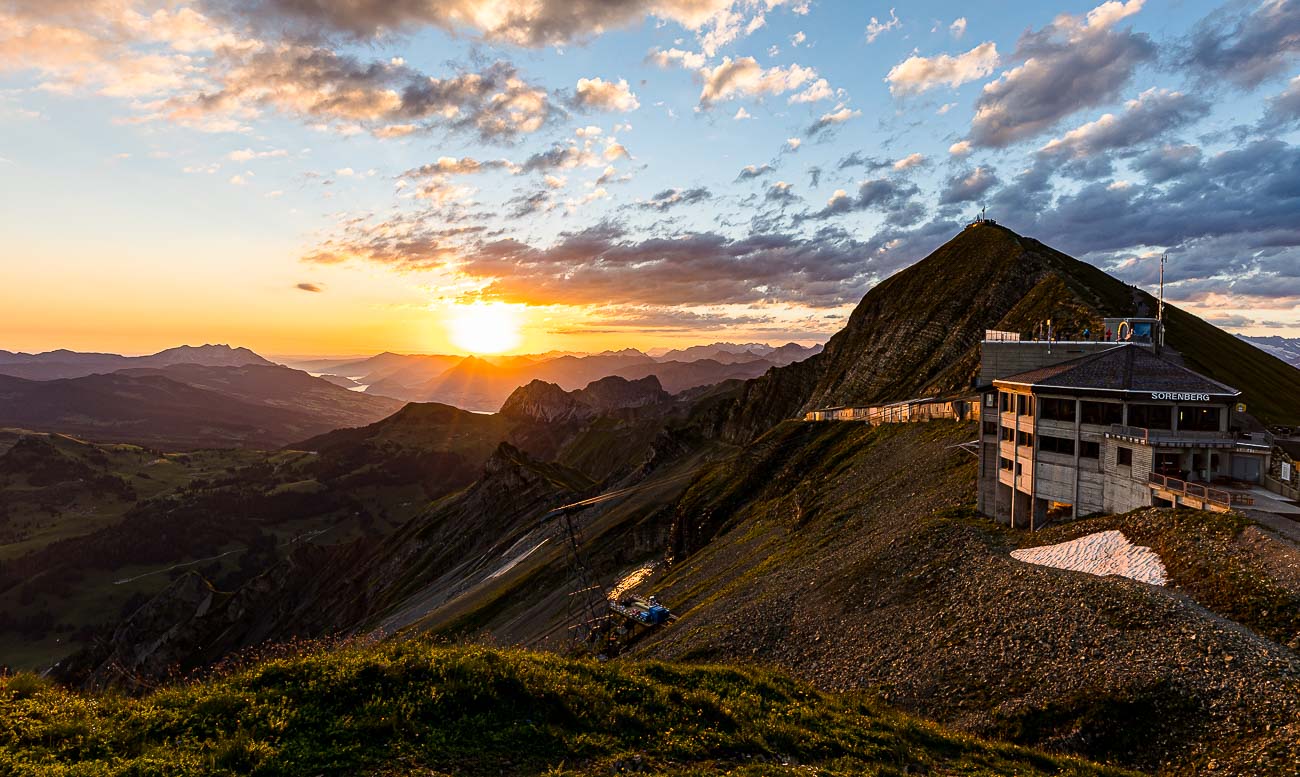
[1000,392,1011,412]
[1000,426,1015,442]
[1016,395,1034,416]
[1117,446,1133,466]
[999,457,1014,471]
[1179,406,1221,432]
[1017,430,1034,447]
[1039,397,1076,422]
[1080,440,1101,459]
[1128,404,1173,430]
[1039,435,1076,455]
[983,421,998,436]
[1081,401,1123,425]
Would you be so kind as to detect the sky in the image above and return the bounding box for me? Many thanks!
[1,0,1298,357]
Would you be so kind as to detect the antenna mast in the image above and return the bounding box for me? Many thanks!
[1158,253,1167,350]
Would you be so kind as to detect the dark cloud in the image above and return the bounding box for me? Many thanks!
[1258,76,1300,131]
[939,166,999,204]
[765,181,799,205]
[803,177,923,224]
[295,282,323,292]
[969,4,1155,147]
[836,151,890,171]
[1132,144,1203,183]
[642,186,712,211]
[805,106,860,137]
[1037,88,1210,160]
[807,166,822,188]
[308,218,880,307]
[1183,0,1300,87]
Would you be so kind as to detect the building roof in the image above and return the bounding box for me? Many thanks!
[994,344,1240,396]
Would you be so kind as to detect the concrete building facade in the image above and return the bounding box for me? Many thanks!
[977,342,1273,529]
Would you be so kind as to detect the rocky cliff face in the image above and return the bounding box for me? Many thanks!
[500,375,671,424]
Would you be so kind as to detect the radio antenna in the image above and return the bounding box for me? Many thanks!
[1158,253,1167,350]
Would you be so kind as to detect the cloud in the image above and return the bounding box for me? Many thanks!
[948,140,973,156]
[646,47,707,70]
[159,47,555,142]
[227,147,288,161]
[573,77,640,112]
[893,152,927,170]
[1132,144,1203,183]
[735,163,773,180]
[1183,0,1300,87]
[885,41,999,96]
[807,166,821,187]
[306,218,880,307]
[698,56,828,107]
[950,17,967,39]
[765,180,798,204]
[1259,75,1300,131]
[939,165,999,204]
[212,0,759,49]
[403,156,514,177]
[837,151,889,170]
[1037,88,1210,159]
[642,186,712,210]
[805,105,860,136]
[969,0,1155,147]
[296,282,323,292]
[805,177,923,223]
[866,8,900,43]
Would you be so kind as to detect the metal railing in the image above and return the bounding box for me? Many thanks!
[1148,472,1231,508]
[1108,424,1242,447]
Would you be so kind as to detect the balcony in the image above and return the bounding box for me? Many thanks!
[1148,473,1233,512]
[1108,425,1272,449]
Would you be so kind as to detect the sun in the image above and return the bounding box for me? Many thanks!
[446,302,523,354]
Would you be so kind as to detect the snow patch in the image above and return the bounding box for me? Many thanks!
[1011,530,1168,586]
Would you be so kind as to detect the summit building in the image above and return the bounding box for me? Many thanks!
[976,322,1274,529]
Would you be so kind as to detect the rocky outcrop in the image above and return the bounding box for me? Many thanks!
[501,375,670,424]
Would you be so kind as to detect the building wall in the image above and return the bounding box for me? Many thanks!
[1102,438,1154,513]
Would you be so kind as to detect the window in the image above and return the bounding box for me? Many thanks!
[1000,392,1011,413]
[1001,426,1015,442]
[1039,435,1076,455]
[1128,404,1173,430]
[1117,446,1133,466]
[1081,401,1123,426]
[999,457,1014,471]
[1015,394,1034,416]
[985,393,996,407]
[1017,430,1034,447]
[1039,397,1076,422]
[983,421,998,436]
[1179,406,1221,432]
[1080,440,1101,459]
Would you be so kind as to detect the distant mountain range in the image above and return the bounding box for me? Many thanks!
[286,342,823,411]
[0,365,404,449]
[0,341,823,446]
[0,344,271,380]
[1238,335,1300,368]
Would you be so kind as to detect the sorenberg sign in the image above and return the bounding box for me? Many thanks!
[1150,392,1212,402]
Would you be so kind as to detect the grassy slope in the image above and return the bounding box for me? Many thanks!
[0,643,1135,777]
